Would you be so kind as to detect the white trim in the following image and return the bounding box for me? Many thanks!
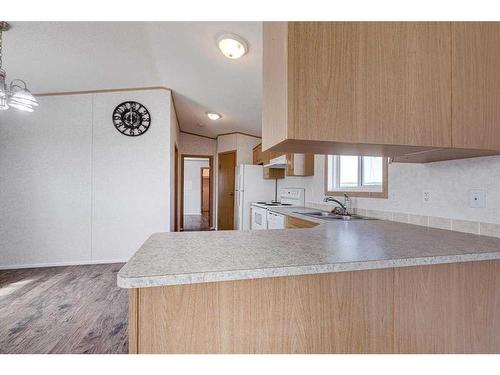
[328,155,383,192]
[0,259,128,270]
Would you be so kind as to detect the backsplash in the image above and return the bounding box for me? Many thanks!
[278,154,500,237]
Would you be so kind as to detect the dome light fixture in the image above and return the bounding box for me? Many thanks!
[0,21,38,112]
[216,33,248,60]
[206,112,221,121]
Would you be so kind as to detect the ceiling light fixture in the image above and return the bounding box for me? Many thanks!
[0,21,38,112]
[206,112,221,121]
[217,33,248,59]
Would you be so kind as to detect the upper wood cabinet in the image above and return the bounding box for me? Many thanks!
[285,153,314,177]
[253,143,314,178]
[452,22,500,150]
[263,22,500,162]
[253,143,285,179]
[252,143,264,165]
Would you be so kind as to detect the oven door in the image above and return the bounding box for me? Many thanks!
[251,206,268,230]
[267,211,285,229]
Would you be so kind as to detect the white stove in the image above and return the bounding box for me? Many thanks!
[251,188,305,230]
[251,201,294,209]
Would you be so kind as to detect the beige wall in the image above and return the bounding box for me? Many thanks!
[216,133,261,165]
[179,132,217,155]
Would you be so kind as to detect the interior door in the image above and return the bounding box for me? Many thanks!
[217,150,236,230]
[201,168,210,214]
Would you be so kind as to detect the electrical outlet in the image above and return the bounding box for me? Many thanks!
[469,189,485,208]
[423,190,431,203]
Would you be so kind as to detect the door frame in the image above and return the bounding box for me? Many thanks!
[200,167,210,214]
[180,154,214,231]
[217,150,237,230]
[174,144,179,231]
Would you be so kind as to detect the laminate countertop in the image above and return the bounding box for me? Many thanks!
[117,207,500,288]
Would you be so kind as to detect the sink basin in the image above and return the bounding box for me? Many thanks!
[295,211,376,221]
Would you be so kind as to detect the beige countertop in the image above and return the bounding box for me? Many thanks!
[117,207,500,288]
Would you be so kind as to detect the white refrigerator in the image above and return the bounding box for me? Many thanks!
[234,164,276,230]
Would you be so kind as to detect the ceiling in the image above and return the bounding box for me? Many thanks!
[2,22,262,138]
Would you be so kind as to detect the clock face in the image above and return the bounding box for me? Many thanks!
[112,101,151,137]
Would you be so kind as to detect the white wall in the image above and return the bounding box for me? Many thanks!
[91,89,172,262]
[236,134,262,165]
[355,156,500,224]
[0,88,173,268]
[278,154,500,225]
[179,132,217,155]
[0,95,93,268]
[216,133,261,165]
[277,155,325,204]
[183,158,209,215]
[217,134,238,156]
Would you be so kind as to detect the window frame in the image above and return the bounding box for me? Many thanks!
[324,155,389,199]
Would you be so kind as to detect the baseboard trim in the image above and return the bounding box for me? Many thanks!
[0,259,128,271]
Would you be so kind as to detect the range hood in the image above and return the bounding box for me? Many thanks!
[264,154,287,169]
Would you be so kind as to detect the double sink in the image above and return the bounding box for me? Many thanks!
[296,211,376,221]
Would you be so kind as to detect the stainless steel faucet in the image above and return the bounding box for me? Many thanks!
[324,194,351,215]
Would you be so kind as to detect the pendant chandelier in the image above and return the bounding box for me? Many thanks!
[0,21,38,112]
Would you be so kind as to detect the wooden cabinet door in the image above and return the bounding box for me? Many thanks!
[262,22,289,151]
[286,216,319,228]
[286,153,314,177]
[288,22,451,148]
[452,22,500,150]
[285,153,294,176]
[253,144,263,165]
[217,151,236,230]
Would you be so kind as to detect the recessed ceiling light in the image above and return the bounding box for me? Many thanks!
[217,33,248,59]
[206,112,222,121]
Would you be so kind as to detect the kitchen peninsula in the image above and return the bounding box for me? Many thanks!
[118,208,500,354]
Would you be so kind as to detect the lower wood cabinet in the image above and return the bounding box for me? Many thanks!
[129,260,500,353]
[286,216,318,229]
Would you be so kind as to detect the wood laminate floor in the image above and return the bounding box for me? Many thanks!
[0,263,128,354]
[183,213,210,231]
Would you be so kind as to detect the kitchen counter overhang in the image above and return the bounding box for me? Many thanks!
[118,210,500,288]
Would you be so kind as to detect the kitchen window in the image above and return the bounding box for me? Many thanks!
[325,155,388,198]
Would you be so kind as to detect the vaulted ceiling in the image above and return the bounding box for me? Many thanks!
[2,22,262,137]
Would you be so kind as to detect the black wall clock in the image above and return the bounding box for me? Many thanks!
[112,101,151,137]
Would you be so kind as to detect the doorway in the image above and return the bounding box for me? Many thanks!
[201,167,210,216]
[174,144,179,231]
[217,150,237,230]
[180,155,213,231]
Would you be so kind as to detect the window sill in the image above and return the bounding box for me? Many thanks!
[325,190,388,199]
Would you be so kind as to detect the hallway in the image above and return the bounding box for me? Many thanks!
[183,213,211,231]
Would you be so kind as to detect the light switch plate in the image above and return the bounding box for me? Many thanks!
[469,189,485,208]
[423,190,431,203]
